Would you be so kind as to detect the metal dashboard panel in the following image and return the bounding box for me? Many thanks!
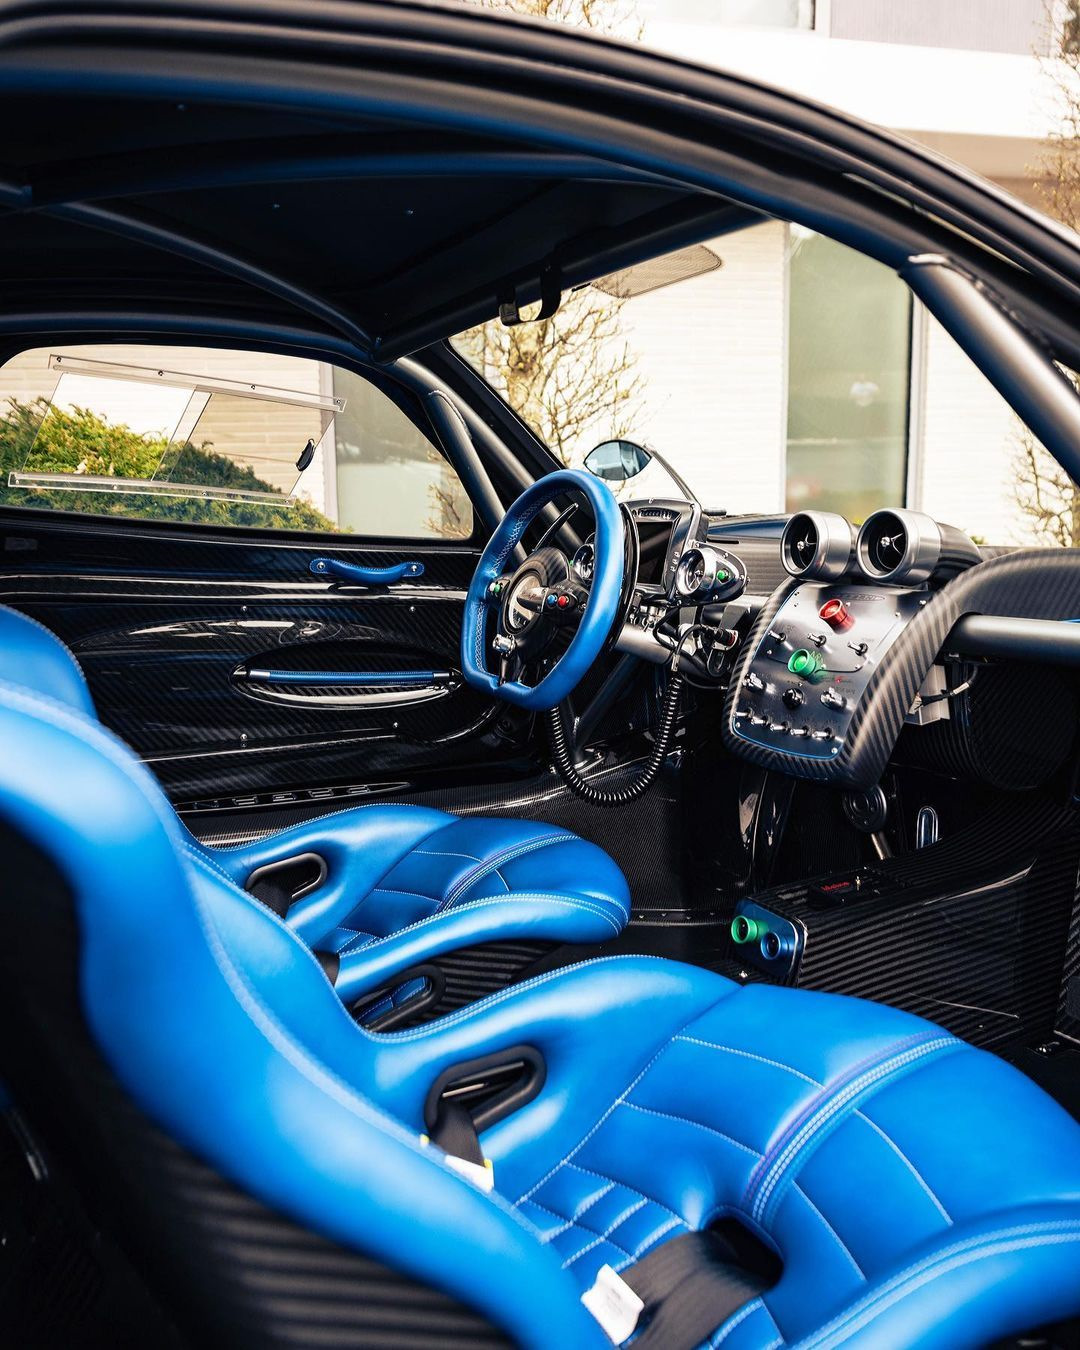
[722,548,1080,789]
[730,582,926,762]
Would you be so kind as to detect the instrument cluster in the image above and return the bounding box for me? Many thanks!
[612,500,749,673]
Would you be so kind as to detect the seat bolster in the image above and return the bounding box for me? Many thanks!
[492,834,631,914]
[204,804,458,946]
[333,890,628,1003]
[791,1203,1080,1350]
[0,607,96,718]
[366,956,737,1174]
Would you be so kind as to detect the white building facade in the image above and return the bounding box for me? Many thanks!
[586,0,1074,545]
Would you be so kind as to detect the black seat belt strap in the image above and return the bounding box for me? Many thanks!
[428,1097,485,1167]
[620,1231,768,1350]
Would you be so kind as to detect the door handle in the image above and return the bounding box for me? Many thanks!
[244,669,450,687]
[234,665,455,709]
[310,556,425,584]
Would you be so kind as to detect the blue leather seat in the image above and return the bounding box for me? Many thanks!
[4,667,1080,1347]
[0,605,629,1016]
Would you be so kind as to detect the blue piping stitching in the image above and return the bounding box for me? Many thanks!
[442,832,574,908]
[745,1033,959,1221]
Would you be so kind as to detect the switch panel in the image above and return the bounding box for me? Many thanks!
[731,582,926,760]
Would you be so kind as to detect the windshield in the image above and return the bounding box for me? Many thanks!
[454,222,1074,547]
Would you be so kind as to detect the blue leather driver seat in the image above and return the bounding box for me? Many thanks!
[4,669,1080,1347]
[0,605,629,1019]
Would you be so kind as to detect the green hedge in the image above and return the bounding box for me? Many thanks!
[0,397,339,532]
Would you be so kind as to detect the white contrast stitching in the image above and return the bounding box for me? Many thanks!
[794,1222,1080,1348]
[204,801,453,852]
[412,848,483,863]
[560,1198,646,1268]
[515,985,740,1203]
[0,682,544,1246]
[563,1161,685,1227]
[620,1100,761,1159]
[855,1110,952,1225]
[791,1183,865,1282]
[624,1213,684,1264]
[443,832,574,907]
[673,1035,824,1088]
[370,885,443,906]
[753,1037,960,1220]
[709,1297,763,1347]
[382,955,669,1044]
[337,894,623,978]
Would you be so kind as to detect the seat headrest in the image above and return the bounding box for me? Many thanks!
[0,605,96,718]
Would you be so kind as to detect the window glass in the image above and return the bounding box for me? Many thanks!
[0,345,472,539]
[453,224,1067,546]
[331,369,473,539]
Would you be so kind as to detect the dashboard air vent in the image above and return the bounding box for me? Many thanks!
[856,509,941,585]
[780,511,854,581]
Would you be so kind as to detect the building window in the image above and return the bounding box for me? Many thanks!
[785,229,912,522]
[653,0,815,29]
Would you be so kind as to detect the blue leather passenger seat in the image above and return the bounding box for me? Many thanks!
[3,618,1080,1346]
[0,605,630,1017]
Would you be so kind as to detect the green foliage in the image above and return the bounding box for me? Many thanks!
[0,396,339,532]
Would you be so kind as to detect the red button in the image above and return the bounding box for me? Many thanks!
[819,598,853,631]
[557,594,570,609]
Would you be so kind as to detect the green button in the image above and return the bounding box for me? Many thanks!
[788,648,824,680]
[715,568,729,584]
[731,915,767,945]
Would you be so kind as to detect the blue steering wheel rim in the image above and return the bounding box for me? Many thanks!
[460,468,625,710]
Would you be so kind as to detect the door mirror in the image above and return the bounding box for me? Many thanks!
[583,439,652,484]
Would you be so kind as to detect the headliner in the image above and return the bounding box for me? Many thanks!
[0,85,740,357]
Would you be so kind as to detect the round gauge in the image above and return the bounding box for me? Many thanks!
[676,548,708,597]
[571,542,595,582]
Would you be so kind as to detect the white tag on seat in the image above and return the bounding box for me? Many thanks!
[581,1263,645,1345]
[420,1134,496,1193]
[442,1152,495,1193]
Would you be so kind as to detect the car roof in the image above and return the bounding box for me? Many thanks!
[0,0,1078,366]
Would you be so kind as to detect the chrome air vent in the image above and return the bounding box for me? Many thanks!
[780,511,854,581]
[856,509,941,585]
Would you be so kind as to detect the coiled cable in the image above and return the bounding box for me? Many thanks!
[545,627,700,806]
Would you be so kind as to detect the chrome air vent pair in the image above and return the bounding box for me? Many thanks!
[781,508,980,586]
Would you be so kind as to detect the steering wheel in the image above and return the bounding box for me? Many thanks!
[460,468,625,710]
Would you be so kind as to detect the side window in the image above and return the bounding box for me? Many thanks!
[0,344,473,540]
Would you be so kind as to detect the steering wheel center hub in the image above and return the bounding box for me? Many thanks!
[503,572,544,632]
[501,547,570,637]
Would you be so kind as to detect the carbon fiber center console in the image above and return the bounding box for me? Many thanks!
[725,795,1080,1051]
[730,581,925,762]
